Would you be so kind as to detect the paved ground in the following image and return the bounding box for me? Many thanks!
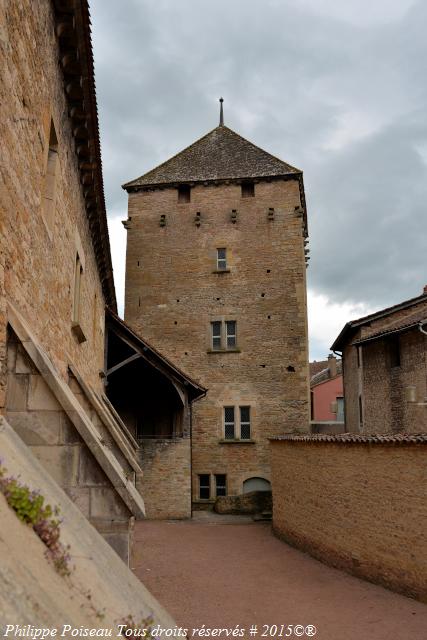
[132,517,427,640]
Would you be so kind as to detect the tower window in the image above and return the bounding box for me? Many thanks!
[211,321,222,350]
[217,248,227,270]
[223,406,251,440]
[210,320,238,350]
[215,474,227,497]
[199,474,210,500]
[225,321,236,348]
[178,185,191,203]
[224,407,235,439]
[240,406,251,439]
[241,181,255,198]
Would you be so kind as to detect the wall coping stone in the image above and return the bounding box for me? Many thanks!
[270,433,427,444]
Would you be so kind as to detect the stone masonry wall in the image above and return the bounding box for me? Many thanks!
[343,322,427,434]
[136,437,192,519]
[125,178,309,504]
[0,0,106,407]
[271,439,427,601]
[6,336,133,563]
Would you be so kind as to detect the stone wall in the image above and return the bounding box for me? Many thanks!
[0,415,176,629]
[343,325,427,433]
[137,437,192,519]
[0,0,106,405]
[124,178,309,505]
[6,333,135,563]
[271,436,427,601]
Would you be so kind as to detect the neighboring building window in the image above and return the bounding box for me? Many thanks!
[199,474,210,499]
[224,406,251,440]
[217,248,227,270]
[178,185,191,203]
[389,336,401,368]
[336,397,345,422]
[210,320,238,350]
[42,119,59,232]
[357,346,361,367]
[211,321,222,350]
[225,321,236,348]
[215,474,227,497]
[224,406,235,439]
[241,181,255,198]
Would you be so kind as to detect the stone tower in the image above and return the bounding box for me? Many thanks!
[122,113,309,514]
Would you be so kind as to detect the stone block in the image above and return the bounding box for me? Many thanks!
[214,490,272,515]
[31,445,80,487]
[6,373,28,410]
[6,410,61,445]
[28,375,60,411]
[64,487,90,518]
[90,487,130,520]
[78,445,109,487]
[15,345,37,374]
[100,532,129,565]
[60,413,83,444]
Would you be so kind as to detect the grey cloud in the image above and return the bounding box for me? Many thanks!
[91,0,427,309]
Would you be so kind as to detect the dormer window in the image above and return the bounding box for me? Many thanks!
[178,185,191,203]
[241,181,254,198]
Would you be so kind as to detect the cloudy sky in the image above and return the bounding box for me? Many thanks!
[90,0,427,360]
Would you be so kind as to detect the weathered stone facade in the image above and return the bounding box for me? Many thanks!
[123,126,309,511]
[332,292,427,433]
[271,434,427,602]
[0,0,143,562]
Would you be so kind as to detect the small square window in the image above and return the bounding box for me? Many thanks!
[178,185,191,203]
[217,248,227,270]
[215,474,227,497]
[199,474,210,500]
[241,181,255,198]
[224,406,235,439]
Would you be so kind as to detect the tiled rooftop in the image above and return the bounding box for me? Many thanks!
[123,125,301,189]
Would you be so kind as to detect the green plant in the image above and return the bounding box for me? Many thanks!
[0,462,71,576]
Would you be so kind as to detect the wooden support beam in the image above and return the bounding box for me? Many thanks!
[106,353,141,377]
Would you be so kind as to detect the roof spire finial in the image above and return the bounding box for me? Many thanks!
[219,97,224,126]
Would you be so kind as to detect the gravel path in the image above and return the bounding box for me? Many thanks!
[132,518,427,640]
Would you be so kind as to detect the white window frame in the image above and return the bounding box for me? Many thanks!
[216,248,227,270]
[223,405,251,440]
[215,474,227,497]
[211,320,238,351]
[225,320,236,349]
[224,406,235,439]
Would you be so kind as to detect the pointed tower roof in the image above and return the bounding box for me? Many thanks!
[122,125,302,190]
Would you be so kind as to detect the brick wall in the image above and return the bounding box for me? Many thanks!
[125,178,309,504]
[6,335,134,563]
[271,437,427,601]
[136,437,192,519]
[0,0,106,402]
